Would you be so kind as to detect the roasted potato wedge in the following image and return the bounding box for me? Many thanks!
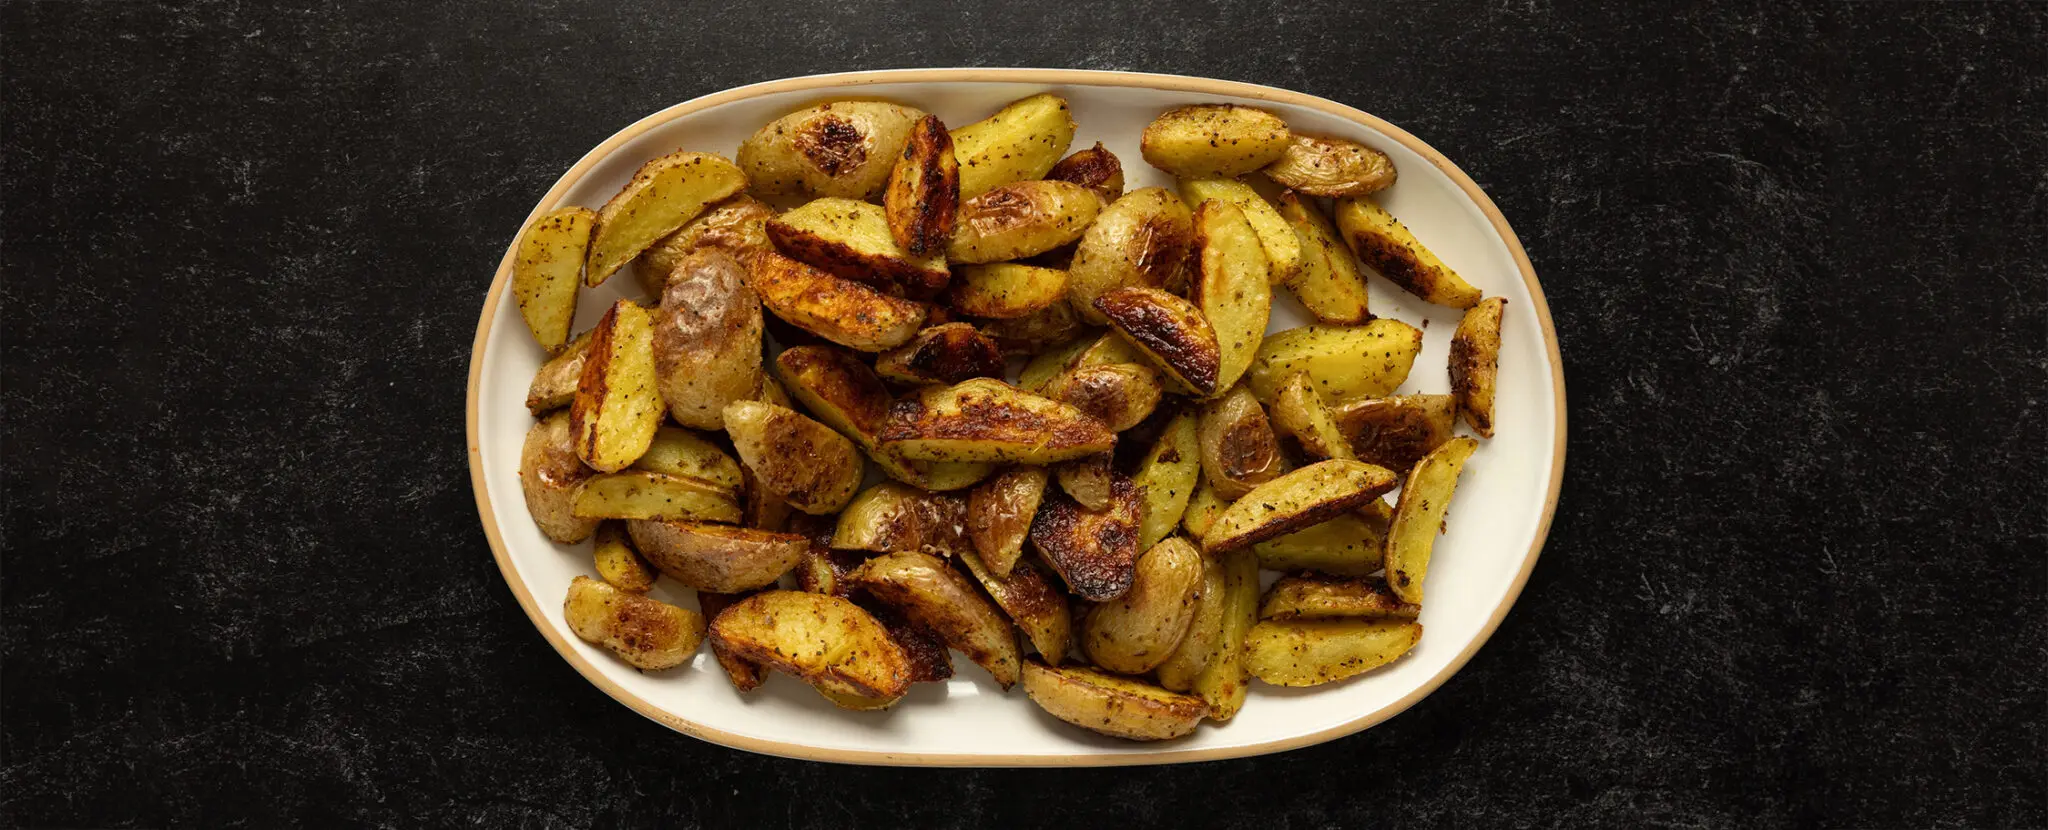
[1271,370,1354,461]
[1067,187,1195,324]
[1450,297,1506,437]
[1262,133,1398,198]
[1334,196,1483,309]
[571,300,666,472]
[1054,453,1118,511]
[737,101,926,200]
[1154,549,1226,691]
[977,301,1083,357]
[592,521,656,593]
[959,550,1072,665]
[634,426,743,495]
[874,323,1006,387]
[1245,320,1424,403]
[1276,191,1371,324]
[1095,286,1220,396]
[626,519,806,592]
[1331,394,1458,473]
[722,400,862,514]
[1384,437,1480,603]
[1046,363,1162,434]
[879,378,1116,464]
[1255,506,1392,575]
[520,411,601,543]
[696,590,769,691]
[586,151,747,287]
[1261,574,1420,621]
[1140,104,1291,178]
[709,591,913,700]
[1046,142,1125,201]
[883,114,960,257]
[1203,459,1399,553]
[1180,479,1230,540]
[634,195,775,297]
[1081,537,1204,674]
[1029,475,1142,601]
[865,603,956,685]
[1190,548,1258,719]
[1245,619,1421,687]
[1192,200,1273,393]
[651,248,763,430]
[966,465,1049,575]
[853,551,1021,688]
[1197,385,1285,500]
[830,482,970,557]
[739,463,794,532]
[512,206,596,351]
[572,471,742,523]
[768,197,950,296]
[524,328,594,415]
[949,263,1068,319]
[747,251,927,352]
[1133,411,1201,551]
[1178,177,1301,282]
[1018,336,1094,393]
[773,345,994,491]
[948,180,1103,264]
[1022,661,1207,741]
[793,540,868,599]
[951,93,1076,199]
[564,576,705,671]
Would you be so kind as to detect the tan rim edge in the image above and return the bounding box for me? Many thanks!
[466,68,1568,767]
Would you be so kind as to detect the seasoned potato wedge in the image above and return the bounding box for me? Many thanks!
[572,471,742,523]
[1190,548,1258,719]
[1197,385,1285,499]
[1081,537,1204,674]
[564,576,705,671]
[1154,550,1226,691]
[1246,320,1424,403]
[571,300,665,472]
[1140,104,1291,178]
[949,263,1067,319]
[651,248,763,430]
[883,114,960,257]
[1018,336,1094,393]
[1254,507,1391,575]
[696,590,769,691]
[634,195,775,297]
[747,251,927,352]
[768,197,950,296]
[959,550,1072,665]
[1133,411,1201,551]
[1331,394,1457,473]
[592,521,656,593]
[1179,177,1301,282]
[1271,370,1354,461]
[1261,574,1420,621]
[1054,453,1118,511]
[634,426,743,495]
[1023,661,1207,741]
[793,539,867,598]
[830,482,970,557]
[586,151,747,287]
[1276,191,1371,324]
[1029,475,1142,601]
[1384,437,1480,603]
[865,603,956,685]
[739,462,793,532]
[1045,142,1125,201]
[773,345,994,491]
[977,301,1083,357]
[1334,196,1483,309]
[626,519,806,592]
[879,378,1116,464]
[524,329,594,415]
[709,591,913,700]
[520,411,601,543]
[1192,200,1273,393]
[951,93,1076,199]
[1067,187,1195,324]
[737,100,926,200]
[1203,459,1399,553]
[1245,619,1421,687]
[1450,296,1506,437]
[948,180,1103,264]
[1046,363,1162,433]
[512,206,595,351]
[722,400,862,514]
[874,323,1006,387]
[1180,479,1230,540]
[1262,133,1398,198]
[966,466,1048,575]
[1095,287,1220,396]
[853,551,1021,688]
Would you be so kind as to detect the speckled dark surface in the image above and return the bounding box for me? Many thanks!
[3,1,2043,828]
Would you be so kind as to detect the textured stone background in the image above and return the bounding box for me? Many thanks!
[3,1,2043,827]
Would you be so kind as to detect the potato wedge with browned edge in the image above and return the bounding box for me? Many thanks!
[1081,537,1204,674]
[1180,479,1230,540]
[525,329,594,415]
[1198,385,1285,499]
[768,197,950,296]
[709,590,913,700]
[696,590,769,691]
[959,550,1072,665]
[1261,574,1420,621]
[1262,133,1398,198]
[1246,320,1423,403]
[722,400,862,514]
[1029,474,1142,601]
[747,251,927,352]
[1331,394,1457,473]
[977,301,1083,357]
[1190,548,1258,719]
[1334,196,1483,309]
[586,151,747,287]
[571,300,665,472]
[949,263,1067,320]
[1018,337,1093,394]
[520,411,601,544]
[1255,504,1392,575]
[1140,104,1291,178]
[1133,411,1201,551]
[793,514,867,598]
[874,323,1006,387]
[1054,453,1118,511]
[633,426,743,495]
[1154,550,1226,691]
[1275,191,1371,324]
[967,466,1048,575]
[853,551,1021,688]
[564,576,705,671]
[1046,363,1162,433]
[948,180,1103,264]
[1095,286,1220,396]
[737,101,926,200]
[879,378,1115,464]
[512,206,595,351]
[1179,177,1301,283]
[634,195,775,297]
[951,93,1076,199]
[1450,297,1506,437]
[1203,459,1398,553]
[573,471,742,523]
[1067,187,1195,324]
[1245,619,1421,687]
[1271,370,1354,461]
[883,114,960,257]
[627,519,806,592]
[774,345,993,491]
[1046,142,1125,201]
[1384,437,1480,603]
[651,248,763,430]
[1022,661,1207,741]
[1192,200,1272,393]
[863,602,956,686]
[592,522,656,593]
[831,482,970,557]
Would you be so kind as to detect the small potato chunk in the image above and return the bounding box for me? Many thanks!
[1192,200,1272,394]
[1331,394,1458,473]
[1255,505,1392,575]
[1198,385,1285,500]
[626,519,806,592]
[1081,537,1204,674]
[1067,187,1195,324]
[1045,142,1125,201]
[651,248,763,430]
[1133,412,1201,551]
[967,466,1049,575]
[633,426,743,495]
[571,300,666,472]
[874,323,1006,387]
[774,345,993,491]
[592,521,656,593]
[1046,363,1162,433]
[634,195,775,297]
[1271,371,1354,461]
[520,411,600,543]
[1029,475,1143,601]
[949,263,1067,320]
[1023,661,1208,741]
[708,590,913,700]
[1203,459,1399,553]
[573,471,743,523]
[768,197,950,297]
[1179,177,1301,283]
[853,551,1021,688]
[1140,104,1291,178]
[564,576,705,671]
[747,251,927,352]
[948,180,1103,264]
[1261,574,1420,621]
[1246,320,1424,403]
[722,400,862,514]
[883,114,960,257]
[1245,619,1421,687]
[878,378,1115,465]
[951,93,1076,199]
[959,550,1072,665]
[1262,133,1398,198]
[1276,191,1371,324]
[1054,453,1118,511]
[524,329,595,415]
[1190,548,1259,719]
[1154,550,1226,691]
[1180,479,1231,540]
[586,151,747,287]
[831,482,970,557]
[737,101,926,200]
[1449,297,1507,437]
[512,206,595,351]
[696,590,769,691]
[1095,286,1221,396]
[1384,437,1480,603]
[1334,196,1483,309]
[977,301,1083,357]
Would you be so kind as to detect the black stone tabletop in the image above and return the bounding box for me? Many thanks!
[2,1,2042,828]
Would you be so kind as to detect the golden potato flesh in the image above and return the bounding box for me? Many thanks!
[571,470,743,523]
[958,550,1072,666]
[519,411,600,543]
[585,151,747,287]
[634,195,775,297]
[883,113,960,257]
[708,590,913,700]
[1254,507,1391,576]
[948,263,1068,320]
[1271,370,1354,461]
[1018,336,1094,394]
[592,521,656,593]
[570,300,665,473]
[947,180,1103,264]
[966,465,1048,576]
[1245,320,1424,404]
[1029,474,1143,601]
[1180,479,1230,540]
[1154,550,1226,691]
[1330,394,1458,473]
[632,426,743,495]
[1275,191,1371,325]
[874,323,1006,387]
[722,400,862,515]
[1191,200,1272,394]
[773,345,993,491]
[1139,104,1291,178]
[1244,619,1421,687]
[1045,142,1125,201]
[852,551,1021,688]
[1334,196,1483,309]
[830,482,971,557]
[1095,286,1221,396]
[626,519,806,593]
[1190,548,1259,719]
[564,576,705,671]
[1133,412,1201,552]
[651,248,763,430]
[696,590,769,691]
[1202,459,1398,553]
[1383,437,1479,603]
[737,101,926,200]
[524,329,594,415]
[747,251,927,352]
[951,93,1076,199]
[1066,187,1195,324]
[1260,574,1420,621]
[511,206,595,352]
[1449,297,1507,438]
[1262,133,1398,198]
[1178,177,1301,283]
[767,197,949,297]
[1021,661,1208,741]
[1080,537,1204,674]
[878,378,1116,465]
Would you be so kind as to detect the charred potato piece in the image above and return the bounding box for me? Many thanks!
[747,251,927,352]
[1203,459,1398,553]
[879,378,1115,464]
[1133,411,1202,551]
[874,323,1006,386]
[773,345,993,491]
[794,538,868,599]
[520,411,601,543]
[651,248,763,430]
[1275,191,1371,324]
[977,301,1083,357]
[1178,177,1301,282]
[708,590,913,700]
[967,465,1049,575]
[634,195,776,297]
[1262,133,1398,198]
[1154,549,1226,691]
[1180,479,1230,540]
[696,590,769,691]
[586,151,747,287]
[592,521,656,593]
[1198,385,1285,500]
[1190,548,1259,719]
[739,462,794,532]
[1245,619,1421,687]
[722,400,862,514]
[951,93,1076,199]
[1384,437,1480,603]
[1140,104,1291,178]
[572,471,743,523]
[1081,537,1204,674]
[1094,286,1220,396]
[949,263,1068,320]
[853,551,1021,688]
[564,576,705,671]
[1054,453,1118,511]
[1046,363,1162,434]
[1022,661,1207,741]
[1261,574,1420,621]
[571,300,665,472]
[948,180,1103,264]
[1246,320,1423,403]
[1029,475,1142,601]
[633,425,743,494]
[959,550,1072,665]
[1271,370,1354,461]
[524,328,594,415]
[737,101,926,200]
[1067,187,1195,324]
[1449,297,1506,437]
[1334,196,1483,309]
[768,197,949,296]
[1192,200,1273,394]
[864,602,956,685]
[1046,142,1126,201]
[883,114,960,257]
[831,482,970,557]
[626,519,807,592]
[512,206,595,351]
[1255,505,1392,575]
[1331,394,1457,473]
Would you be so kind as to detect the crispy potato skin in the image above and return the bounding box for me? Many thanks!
[862,602,956,684]
[1334,196,1483,309]
[884,114,960,256]
[767,197,950,297]
[586,151,748,287]
[1029,475,1142,601]
[879,378,1116,464]
[1067,188,1195,324]
[1247,320,1424,403]
[948,263,1068,320]
[1133,412,1202,552]
[1331,394,1458,473]
[697,590,770,691]
[1046,142,1125,201]
[853,550,1021,688]
[722,400,863,514]
[747,251,927,352]
[1244,619,1421,687]
[1192,200,1273,395]
[1198,386,1285,500]
[564,576,706,671]
[520,411,601,543]
[1047,363,1162,434]
[592,521,657,593]
[525,329,594,415]
[1081,537,1204,674]
[1154,550,1226,691]
[1095,287,1221,395]
[626,519,807,593]
[830,482,971,557]
[874,323,1006,386]
[1139,104,1292,178]
[1384,437,1480,603]
[967,466,1049,575]
[571,300,665,473]
[976,301,1083,357]
[948,180,1104,264]
[709,590,913,700]
[1262,133,1398,198]
[958,550,1072,665]
[634,195,775,297]
[512,206,595,352]
[1021,661,1208,741]
[1190,548,1259,719]
[1203,459,1399,553]
[951,93,1076,199]
[1449,297,1506,437]
[651,248,764,430]
[1271,370,1354,461]
[1260,574,1420,621]
[738,101,926,200]
[1275,191,1370,325]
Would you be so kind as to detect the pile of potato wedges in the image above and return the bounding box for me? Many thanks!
[509,93,1508,741]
